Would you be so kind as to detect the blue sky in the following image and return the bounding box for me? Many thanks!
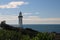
[0,0,60,24]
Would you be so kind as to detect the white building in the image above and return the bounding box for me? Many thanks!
[18,12,23,28]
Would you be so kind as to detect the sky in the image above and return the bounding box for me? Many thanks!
[0,0,60,24]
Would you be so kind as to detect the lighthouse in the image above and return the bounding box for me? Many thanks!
[18,12,23,28]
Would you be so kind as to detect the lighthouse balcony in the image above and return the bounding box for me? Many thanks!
[18,16,23,17]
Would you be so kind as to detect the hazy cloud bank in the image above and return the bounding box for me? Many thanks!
[0,15,60,24]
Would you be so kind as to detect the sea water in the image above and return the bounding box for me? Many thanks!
[12,24,60,33]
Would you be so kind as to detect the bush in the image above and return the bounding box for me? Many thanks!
[0,29,55,40]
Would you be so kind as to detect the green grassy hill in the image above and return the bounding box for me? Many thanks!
[0,23,56,40]
[0,29,55,40]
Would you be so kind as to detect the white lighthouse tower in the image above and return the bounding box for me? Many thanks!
[18,12,23,28]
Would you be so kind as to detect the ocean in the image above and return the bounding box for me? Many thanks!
[12,24,60,33]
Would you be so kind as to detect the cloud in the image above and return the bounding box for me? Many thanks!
[0,15,18,24]
[35,12,40,14]
[23,16,60,24]
[23,13,32,16]
[0,1,28,8]
[23,12,40,16]
[0,15,17,20]
[0,15,60,24]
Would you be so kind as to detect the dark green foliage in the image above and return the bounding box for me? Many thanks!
[0,29,21,40]
[32,32,55,40]
[0,29,55,40]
